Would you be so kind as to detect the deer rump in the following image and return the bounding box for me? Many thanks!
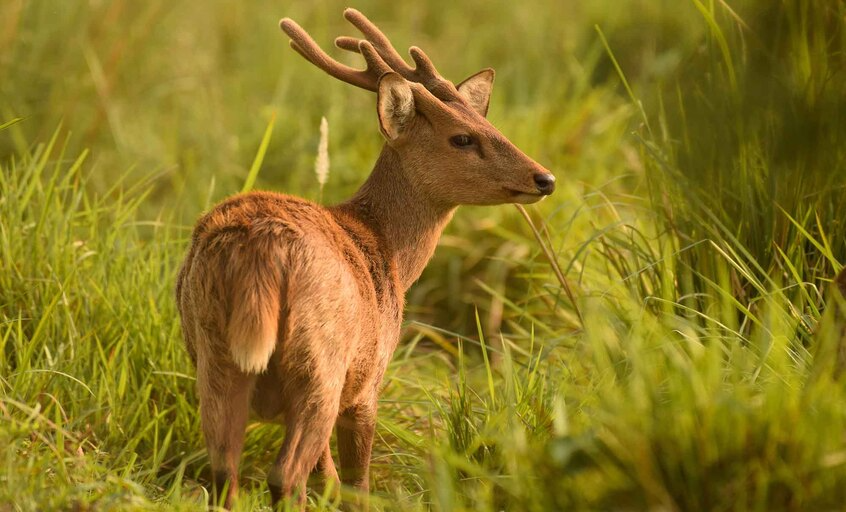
[177,193,380,382]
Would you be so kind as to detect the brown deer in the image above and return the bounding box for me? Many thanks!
[176,8,555,509]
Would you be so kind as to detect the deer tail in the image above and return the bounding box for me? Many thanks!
[226,245,282,374]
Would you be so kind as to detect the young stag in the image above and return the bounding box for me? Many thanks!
[176,8,555,508]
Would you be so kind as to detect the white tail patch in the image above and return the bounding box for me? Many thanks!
[226,264,281,374]
[228,314,277,374]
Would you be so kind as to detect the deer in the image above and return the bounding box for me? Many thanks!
[175,8,555,509]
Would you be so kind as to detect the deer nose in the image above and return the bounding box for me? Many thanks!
[533,173,556,195]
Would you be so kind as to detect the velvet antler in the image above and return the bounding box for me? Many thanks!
[280,9,449,93]
[334,9,446,91]
[279,16,392,91]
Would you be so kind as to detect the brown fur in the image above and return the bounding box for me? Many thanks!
[176,9,554,509]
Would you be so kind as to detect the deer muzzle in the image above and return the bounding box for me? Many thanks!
[533,173,556,195]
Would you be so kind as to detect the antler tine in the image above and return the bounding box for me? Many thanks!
[280,17,391,92]
[338,8,445,89]
[359,41,393,78]
[408,46,438,78]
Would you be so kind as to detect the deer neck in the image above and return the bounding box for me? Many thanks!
[336,146,455,292]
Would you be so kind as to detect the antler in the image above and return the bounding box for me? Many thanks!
[334,9,446,91]
[280,9,449,93]
[279,17,392,91]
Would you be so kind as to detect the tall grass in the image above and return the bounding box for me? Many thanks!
[641,1,846,310]
[0,129,199,509]
[1,0,845,510]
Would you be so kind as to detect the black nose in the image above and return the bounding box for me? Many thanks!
[533,173,556,195]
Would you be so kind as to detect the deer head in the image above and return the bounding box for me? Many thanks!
[280,9,555,207]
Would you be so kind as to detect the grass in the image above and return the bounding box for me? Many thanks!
[1,0,845,510]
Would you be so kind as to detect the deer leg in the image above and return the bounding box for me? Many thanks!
[267,383,341,508]
[337,402,376,493]
[196,357,256,509]
[309,442,340,498]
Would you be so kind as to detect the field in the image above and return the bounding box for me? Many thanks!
[2,0,846,510]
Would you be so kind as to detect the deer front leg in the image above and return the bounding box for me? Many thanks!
[337,402,376,493]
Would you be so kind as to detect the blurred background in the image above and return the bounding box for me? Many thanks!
[1,0,709,334]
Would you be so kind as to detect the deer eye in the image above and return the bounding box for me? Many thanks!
[450,134,475,148]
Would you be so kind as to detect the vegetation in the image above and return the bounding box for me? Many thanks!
[1,0,844,510]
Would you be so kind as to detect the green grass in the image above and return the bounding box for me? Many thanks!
[2,0,846,510]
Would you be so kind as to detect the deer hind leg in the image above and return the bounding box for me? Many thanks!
[337,401,377,493]
[196,354,256,509]
[309,442,340,498]
[267,376,342,508]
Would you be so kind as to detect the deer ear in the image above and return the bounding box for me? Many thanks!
[457,68,495,117]
[377,72,415,141]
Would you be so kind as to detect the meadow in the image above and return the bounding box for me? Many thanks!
[1,0,845,510]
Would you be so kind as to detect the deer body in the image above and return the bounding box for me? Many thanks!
[176,9,554,508]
